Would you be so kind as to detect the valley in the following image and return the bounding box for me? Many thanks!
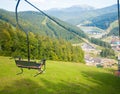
[0,1,120,94]
[0,3,120,67]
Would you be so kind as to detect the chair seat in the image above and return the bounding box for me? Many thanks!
[15,60,41,69]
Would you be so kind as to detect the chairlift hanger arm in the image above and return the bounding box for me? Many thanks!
[15,0,29,33]
[15,0,26,32]
[15,0,30,62]
[117,0,120,38]
[15,0,21,27]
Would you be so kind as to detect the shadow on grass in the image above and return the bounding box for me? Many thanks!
[1,71,120,94]
[0,78,94,94]
[0,79,50,94]
[81,71,120,94]
[0,77,106,94]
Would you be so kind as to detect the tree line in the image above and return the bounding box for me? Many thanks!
[0,21,85,63]
[90,37,111,48]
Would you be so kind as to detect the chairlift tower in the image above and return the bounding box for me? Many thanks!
[117,0,120,72]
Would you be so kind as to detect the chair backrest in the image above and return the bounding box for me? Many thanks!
[41,59,46,65]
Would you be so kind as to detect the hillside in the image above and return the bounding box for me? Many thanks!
[0,9,88,43]
[0,56,120,94]
[83,12,117,30]
[0,20,84,62]
[99,20,119,41]
[107,20,119,36]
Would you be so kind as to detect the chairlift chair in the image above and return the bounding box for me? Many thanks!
[15,58,46,77]
[15,0,46,77]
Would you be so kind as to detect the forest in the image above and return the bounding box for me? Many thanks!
[0,9,88,43]
[0,20,85,63]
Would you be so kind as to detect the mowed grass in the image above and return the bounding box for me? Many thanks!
[0,56,120,94]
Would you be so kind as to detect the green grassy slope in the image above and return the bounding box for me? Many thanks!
[0,56,120,94]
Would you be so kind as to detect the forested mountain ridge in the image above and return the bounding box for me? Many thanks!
[53,4,119,40]
[0,9,88,43]
[83,12,117,30]
[46,4,117,25]
[45,5,95,22]
[0,20,85,63]
[45,4,119,38]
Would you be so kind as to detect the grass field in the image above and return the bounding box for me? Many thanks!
[0,56,120,94]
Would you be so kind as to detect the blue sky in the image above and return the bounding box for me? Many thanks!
[0,0,117,11]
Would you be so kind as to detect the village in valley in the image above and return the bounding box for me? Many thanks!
[81,36,120,68]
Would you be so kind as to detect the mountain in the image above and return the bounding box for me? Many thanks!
[46,4,117,25]
[0,9,88,43]
[46,5,95,23]
[47,5,94,13]
[45,4,119,38]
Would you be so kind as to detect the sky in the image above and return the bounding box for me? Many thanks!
[0,0,117,11]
